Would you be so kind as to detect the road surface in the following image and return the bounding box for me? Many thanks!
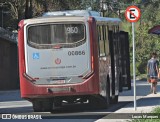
[0,80,158,121]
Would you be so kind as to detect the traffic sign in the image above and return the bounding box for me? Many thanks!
[125,6,141,22]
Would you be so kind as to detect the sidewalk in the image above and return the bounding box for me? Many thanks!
[0,90,22,102]
[96,92,160,122]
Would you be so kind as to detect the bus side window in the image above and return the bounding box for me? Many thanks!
[104,25,109,56]
[98,25,106,57]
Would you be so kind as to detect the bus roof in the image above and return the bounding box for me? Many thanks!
[94,16,121,23]
[43,10,121,23]
[43,10,100,17]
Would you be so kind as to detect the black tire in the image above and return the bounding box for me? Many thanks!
[128,83,131,90]
[89,95,107,109]
[127,77,131,90]
[89,96,99,107]
[89,76,111,109]
[112,95,118,104]
[54,98,62,107]
[119,73,123,92]
[33,99,53,112]
[33,100,42,112]
[106,76,111,107]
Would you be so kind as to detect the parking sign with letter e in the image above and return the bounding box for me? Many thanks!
[125,5,141,111]
[125,6,141,22]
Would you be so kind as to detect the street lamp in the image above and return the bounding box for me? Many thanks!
[100,0,108,17]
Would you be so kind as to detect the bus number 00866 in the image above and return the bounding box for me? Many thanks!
[68,51,85,56]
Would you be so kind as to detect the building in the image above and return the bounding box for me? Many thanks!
[0,27,19,90]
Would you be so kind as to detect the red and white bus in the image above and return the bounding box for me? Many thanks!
[18,10,131,112]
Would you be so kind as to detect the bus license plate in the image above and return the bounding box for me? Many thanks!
[48,80,65,84]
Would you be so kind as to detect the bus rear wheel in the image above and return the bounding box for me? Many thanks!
[112,95,118,104]
[33,99,53,112]
[89,95,107,109]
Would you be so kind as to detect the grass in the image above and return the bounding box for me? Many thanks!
[153,107,160,113]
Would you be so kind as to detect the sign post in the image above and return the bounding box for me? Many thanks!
[125,6,141,111]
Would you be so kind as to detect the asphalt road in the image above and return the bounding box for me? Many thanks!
[0,80,158,122]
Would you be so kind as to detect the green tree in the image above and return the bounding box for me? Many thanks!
[132,0,160,74]
[1,0,160,77]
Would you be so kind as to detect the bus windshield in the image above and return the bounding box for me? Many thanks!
[27,23,86,46]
